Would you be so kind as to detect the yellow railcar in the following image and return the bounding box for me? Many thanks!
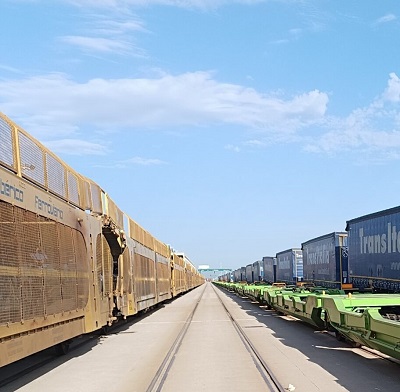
[0,112,204,368]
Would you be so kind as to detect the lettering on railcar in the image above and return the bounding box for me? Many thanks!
[359,225,400,255]
[0,178,24,201]
[304,243,332,265]
[35,196,64,219]
[391,262,400,270]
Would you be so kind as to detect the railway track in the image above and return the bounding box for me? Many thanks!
[147,283,285,392]
[211,284,286,392]
[146,284,207,392]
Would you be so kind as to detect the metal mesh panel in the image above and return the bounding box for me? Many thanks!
[18,131,45,186]
[0,201,89,326]
[59,224,78,312]
[107,198,124,227]
[145,231,154,250]
[155,239,168,258]
[91,183,103,214]
[67,171,80,206]
[134,253,155,300]
[103,235,113,296]
[0,116,14,169]
[83,179,92,211]
[41,219,62,315]
[0,202,21,324]
[96,234,104,295]
[18,208,45,321]
[123,250,132,294]
[129,218,145,244]
[156,256,170,296]
[73,229,89,309]
[46,153,66,198]
[96,234,113,297]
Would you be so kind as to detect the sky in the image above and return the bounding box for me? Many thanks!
[1,0,400,271]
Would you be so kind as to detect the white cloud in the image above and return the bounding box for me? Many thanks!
[57,8,148,57]
[304,73,400,160]
[224,144,240,152]
[94,156,166,168]
[65,0,265,9]
[0,71,328,135]
[374,14,397,25]
[123,157,166,165]
[0,64,24,74]
[61,35,135,55]
[44,139,109,155]
[91,18,147,35]
[3,71,400,162]
[383,72,400,103]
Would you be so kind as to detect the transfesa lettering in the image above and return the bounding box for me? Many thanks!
[0,178,24,201]
[359,224,400,254]
[35,196,63,219]
[305,245,331,265]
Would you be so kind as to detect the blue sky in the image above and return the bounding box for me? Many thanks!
[1,0,400,270]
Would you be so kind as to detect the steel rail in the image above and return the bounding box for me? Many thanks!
[146,284,207,392]
[212,284,286,392]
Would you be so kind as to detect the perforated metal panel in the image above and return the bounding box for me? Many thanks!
[0,116,14,169]
[90,182,103,214]
[0,201,89,326]
[18,131,45,186]
[67,171,80,206]
[41,218,62,315]
[156,254,170,297]
[0,114,104,213]
[0,202,21,323]
[96,234,113,297]
[46,152,66,198]
[123,249,132,294]
[73,229,89,309]
[133,244,156,302]
[107,197,124,228]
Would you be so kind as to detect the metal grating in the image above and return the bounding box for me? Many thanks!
[68,171,80,206]
[0,116,14,169]
[46,152,66,198]
[83,179,92,211]
[134,252,156,300]
[41,218,62,315]
[156,255,170,296]
[96,234,113,297]
[103,235,113,296]
[1,115,88,212]
[90,183,103,214]
[123,250,132,294]
[18,131,45,186]
[96,233,104,295]
[0,202,21,324]
[107,197,123,227]
[58,223,78,312]
[73,229,89,309]
[0,201,90,326]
